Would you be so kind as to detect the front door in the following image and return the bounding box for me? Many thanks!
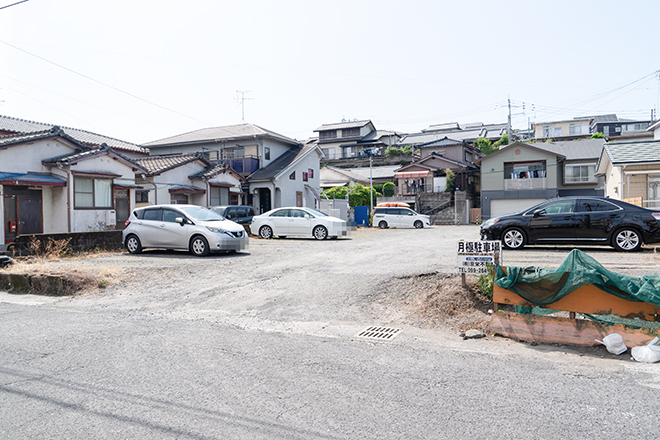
[527,199,577,243]
[258,188,271,214]
[115,189,130,229]
[3,187,42,243]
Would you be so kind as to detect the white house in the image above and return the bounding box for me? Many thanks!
[0,128,146,248]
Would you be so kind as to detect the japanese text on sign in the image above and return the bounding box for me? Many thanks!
[456,240,501,274]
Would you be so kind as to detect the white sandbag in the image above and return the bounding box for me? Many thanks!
[631,337,660,363]
[595,333,628,355]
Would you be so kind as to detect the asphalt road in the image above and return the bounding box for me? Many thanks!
[2,226,660,439]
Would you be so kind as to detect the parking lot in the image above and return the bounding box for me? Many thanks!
[4,225,660,439]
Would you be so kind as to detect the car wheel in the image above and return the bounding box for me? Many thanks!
[190,235,210,257]
[125,235,142,254]
[414,220,423,229]
[259,226,273,239]
[313,225,328,240]
[502,227,526,250]
[612,228,642,252]
[378,221,388,229]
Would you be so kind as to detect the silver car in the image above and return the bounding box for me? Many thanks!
[122,204,248,256]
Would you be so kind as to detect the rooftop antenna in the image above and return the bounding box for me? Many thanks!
[235,90,253,123]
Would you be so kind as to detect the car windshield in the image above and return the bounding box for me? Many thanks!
[209,207,227,219]
[179,206,225,221]
[304,208,328,217]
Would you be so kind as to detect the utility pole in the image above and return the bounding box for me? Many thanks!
[369,154,374,217]
[507,96,512,146]
[235,90,253,123]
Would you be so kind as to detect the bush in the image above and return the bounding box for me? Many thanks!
[382,182,396,197]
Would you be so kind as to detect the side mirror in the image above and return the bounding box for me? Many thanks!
[305,214,312,219]
[533,209,545,218]
[175,217,186,225]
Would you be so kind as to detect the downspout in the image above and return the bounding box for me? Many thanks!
[621,164,627,199]
[66,169,72,232]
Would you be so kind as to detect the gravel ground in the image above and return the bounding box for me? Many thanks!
[9,225,660,339]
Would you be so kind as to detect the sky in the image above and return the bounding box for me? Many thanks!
[1,0,658,145]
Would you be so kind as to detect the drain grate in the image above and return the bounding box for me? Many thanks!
[356,326,401,341]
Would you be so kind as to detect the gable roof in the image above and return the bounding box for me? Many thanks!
[132,153,211,176]
[0,126,88,150]
[42,144,148,173]
[248,143,322,182]
[188,164,246,183]
[143,123,300,148]
[399,124,506,146]
[475,139,604,164]
[0,114,148,155]
[600,140,660,166]
[417,137,466,148]
[314,120,373,132]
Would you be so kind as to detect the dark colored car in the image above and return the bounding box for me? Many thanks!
[210,205,255,225]
[480,197,660,252]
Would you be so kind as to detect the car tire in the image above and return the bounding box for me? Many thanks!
[502,227,526,250]
[190,235,210,257]
[125,235,142,254]
[259,226,273,239]
[313,225,328,240]
[612,228,642,252]
[378,221,388,229]
[414,220,423,229]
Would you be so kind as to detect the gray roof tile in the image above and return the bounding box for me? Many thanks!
[603,140,660,165]
[143,123,300,147]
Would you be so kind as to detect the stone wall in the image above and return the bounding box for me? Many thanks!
[8,231,124,256]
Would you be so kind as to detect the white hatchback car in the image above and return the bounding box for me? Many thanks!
[123,204,248,256]
[250,207,347,240]
[372,207,431,229]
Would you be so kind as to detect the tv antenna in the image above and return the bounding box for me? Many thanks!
[235,90,253,123]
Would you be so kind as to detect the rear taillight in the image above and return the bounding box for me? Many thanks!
[652,213,660,221]
[124,220,131,227]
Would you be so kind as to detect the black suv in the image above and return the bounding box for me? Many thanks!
[211,205,255,225]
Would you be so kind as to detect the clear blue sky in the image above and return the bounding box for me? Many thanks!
[1,0,658,144]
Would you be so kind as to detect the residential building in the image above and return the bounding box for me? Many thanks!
[590,114,653,141]
[477,139,605,219]
[0,114,149,158]
[596,139,660,208]
[649,120,660,140]
[314,120,401,161]
[0,127,146,248]
[142,123,322,213]
[531,117,592,140]
[132,153,246,207]
[398,122,507,147]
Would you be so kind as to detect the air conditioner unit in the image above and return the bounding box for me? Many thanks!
[106,210,117,227]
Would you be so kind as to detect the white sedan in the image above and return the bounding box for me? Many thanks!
[250,207,347,240]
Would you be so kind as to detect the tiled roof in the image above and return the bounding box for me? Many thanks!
[532,139,605,161]
[188,164,246,182]
[143,123,300,147]
[602,140,660,165]
[0,127,86,149]
[248,143,319,181]
[132,153,209,175]
[42,143,148,172]
[400,125,506,145]
[314,120,372,132]
[0,114,148,154]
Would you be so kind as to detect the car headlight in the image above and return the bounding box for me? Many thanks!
[206,226,230,235]
[481,218,499,228]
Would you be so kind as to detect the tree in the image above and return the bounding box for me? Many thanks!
[348,183,381,208]
[322,186,347,200]
[474,137,498,155]
[382,182,396,197]
[492,133,509,149]
[444,169,455,192]
[591,132,605,139]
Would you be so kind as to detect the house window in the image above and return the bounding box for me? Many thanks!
[289,171,295,180]
[321,148,335,160]
[265,147,270,160]
[341,127,360,138]
[569,123,583,136]
[171,194,188,204]
[603,126,610,137]
[222,147,244,159]
[210,187,220,206]
[319,130,337,140]
[554,127,562,137]
[230,193,239,205]
[136,190,149,203]
[342,146,357,158]
[465,152,472,162]
[208,150,219,161]
[542,125,553,137]
[308,169,314,178]
[565,164,596,183]
[303,172,308,182]
[74,176,112,209]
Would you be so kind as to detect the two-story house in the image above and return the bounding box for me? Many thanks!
[477,139,605,219]
[314,120,402,160]
[143,124,322,213]
[398,122,507,147]
[531,117,593,140]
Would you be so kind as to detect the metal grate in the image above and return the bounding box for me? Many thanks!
[356,326,401,341]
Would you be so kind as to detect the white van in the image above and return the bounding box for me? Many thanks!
[372,207,431,229]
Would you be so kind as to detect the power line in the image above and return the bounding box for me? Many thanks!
[1,40,212,126]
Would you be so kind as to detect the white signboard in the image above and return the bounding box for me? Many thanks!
[457,240,501,274]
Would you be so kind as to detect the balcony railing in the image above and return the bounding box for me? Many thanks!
[504,177,546,191]
[217,156,260,175]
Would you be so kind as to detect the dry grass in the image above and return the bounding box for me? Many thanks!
[377,273,493,333]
